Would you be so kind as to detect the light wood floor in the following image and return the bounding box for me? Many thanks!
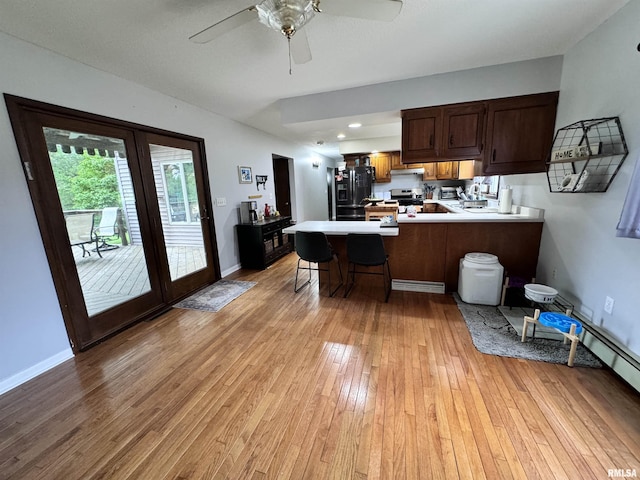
[1,253,639,479]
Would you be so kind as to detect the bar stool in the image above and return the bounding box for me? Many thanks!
[344,233,391,302]
[293,231,343,297]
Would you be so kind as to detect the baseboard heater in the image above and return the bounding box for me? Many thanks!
[392,279,445,294]
[576,315,640,394]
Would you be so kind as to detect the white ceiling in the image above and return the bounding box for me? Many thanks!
[0,0,629,159]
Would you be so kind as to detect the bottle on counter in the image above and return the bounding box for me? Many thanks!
[498,186,513,214]
[264,203,270,217]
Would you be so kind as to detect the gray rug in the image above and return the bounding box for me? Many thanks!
[174,280,256,313]
[453,294,602,368]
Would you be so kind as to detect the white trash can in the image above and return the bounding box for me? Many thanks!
[458,252,504,305]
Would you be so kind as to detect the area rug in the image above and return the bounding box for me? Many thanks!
[453,294,602,368]
[174,280,256,313]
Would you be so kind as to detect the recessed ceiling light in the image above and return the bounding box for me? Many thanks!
[371,150,379,154]
[348,123,362,128]
[337,133,346,139]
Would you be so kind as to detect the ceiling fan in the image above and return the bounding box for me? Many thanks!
[189,0,403,71]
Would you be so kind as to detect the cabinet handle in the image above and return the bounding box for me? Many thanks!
[449,134,454,146]
[492,149,496,163]
[429,134,433,148]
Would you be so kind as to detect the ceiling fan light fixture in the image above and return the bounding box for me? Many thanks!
[256,0,316,38]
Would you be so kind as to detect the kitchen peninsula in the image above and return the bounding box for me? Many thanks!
[284,202,544,292]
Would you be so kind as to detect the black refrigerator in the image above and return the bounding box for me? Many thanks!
[335,166,374,221]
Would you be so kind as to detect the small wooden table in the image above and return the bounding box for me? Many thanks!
[365,202,398,221]
[521,308,583,367]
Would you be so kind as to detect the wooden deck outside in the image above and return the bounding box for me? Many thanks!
[72,243,206,315]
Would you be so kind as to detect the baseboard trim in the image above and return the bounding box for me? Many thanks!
[0,348,74,396]
[577,316,640,394]
[221,263,242,278]
[392,279,446,294]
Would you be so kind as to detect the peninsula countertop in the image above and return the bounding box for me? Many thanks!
[282,220,400,236]
[397,201,545,223]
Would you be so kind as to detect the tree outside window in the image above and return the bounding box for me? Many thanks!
[162,161,199,224]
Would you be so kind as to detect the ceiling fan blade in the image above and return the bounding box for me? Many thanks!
[189,7,258,44]
[291,29,312,64]
[317,0,402,22]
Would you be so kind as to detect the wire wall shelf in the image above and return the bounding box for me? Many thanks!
[546,117,628,193]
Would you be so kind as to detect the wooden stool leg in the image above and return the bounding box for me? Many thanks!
[567,323,578,367]
[501,276,509,306]
[521,316,530,342]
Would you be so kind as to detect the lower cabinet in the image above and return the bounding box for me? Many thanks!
[384,222,543,291]
[236,216,293,269]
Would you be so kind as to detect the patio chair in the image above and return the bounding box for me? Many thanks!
[66,212,102,258]
[93,207,120,252]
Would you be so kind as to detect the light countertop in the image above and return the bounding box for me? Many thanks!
[283,220,400,236]
[397,201,545,223]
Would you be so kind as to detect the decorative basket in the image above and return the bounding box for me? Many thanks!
[524,284,558,303]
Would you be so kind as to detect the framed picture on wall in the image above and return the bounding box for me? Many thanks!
[238,166,252,184]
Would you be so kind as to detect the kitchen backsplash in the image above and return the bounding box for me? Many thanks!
[372,177,467,198]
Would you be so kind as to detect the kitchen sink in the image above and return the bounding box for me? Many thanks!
[420,204,456,214]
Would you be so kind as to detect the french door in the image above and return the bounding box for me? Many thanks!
[5,95,219,351]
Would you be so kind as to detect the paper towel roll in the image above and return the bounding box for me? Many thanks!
[498,187,512,214]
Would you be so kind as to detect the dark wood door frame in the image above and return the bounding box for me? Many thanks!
[4,94,221,351]
[272,154,292,218]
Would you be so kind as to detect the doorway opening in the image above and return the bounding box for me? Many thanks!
[272,154,292,218]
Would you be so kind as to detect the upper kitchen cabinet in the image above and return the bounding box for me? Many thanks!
[422,162,437,180]
[483,92,559,175]
[402,102,486,163]
[442,103,486,159]
[402,107,442,162]
[370,152,393,183]
[343,152,394,183]
[436,161,459,180]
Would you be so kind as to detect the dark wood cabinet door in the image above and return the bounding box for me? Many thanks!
[442,103,486,158]
[483,92,558,175]
[402,107,442,163]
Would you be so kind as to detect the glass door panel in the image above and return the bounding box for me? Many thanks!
[150,144,207,281]
[5,95,219,350]
[44,127,153,316]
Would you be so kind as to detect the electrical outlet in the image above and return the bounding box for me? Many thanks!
[552,268,557,279]
[604,296,615,315]
[215,197,226,207]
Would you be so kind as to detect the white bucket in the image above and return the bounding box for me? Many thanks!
[458,253,504,306]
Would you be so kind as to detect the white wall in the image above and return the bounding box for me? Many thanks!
[280,56,564,124]
[508,1,640,356]
[0,32,332,392]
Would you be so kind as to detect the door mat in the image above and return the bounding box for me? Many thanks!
[174,280,256,313]
[453,294,602,368]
